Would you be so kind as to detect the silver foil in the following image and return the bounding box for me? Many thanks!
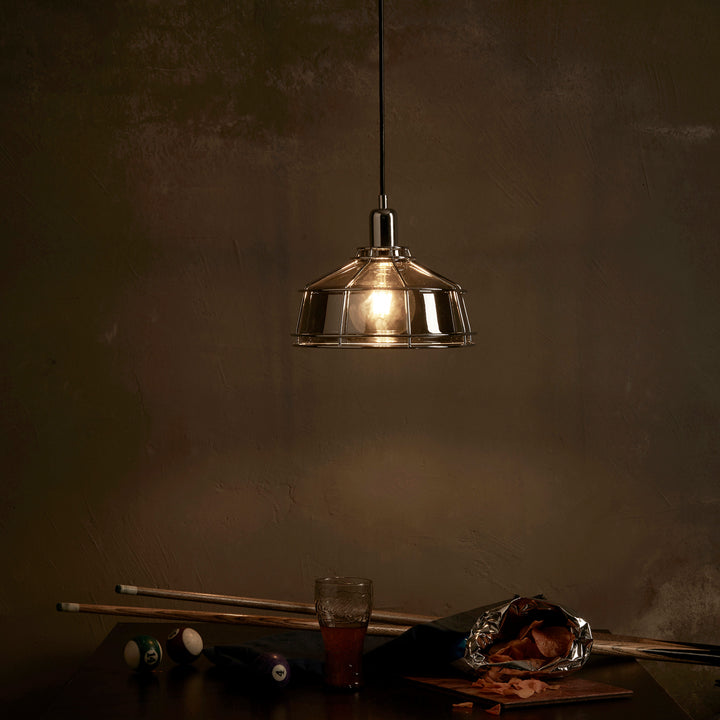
[458,596,593,677]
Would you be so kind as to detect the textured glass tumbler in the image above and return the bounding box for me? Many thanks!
[315,577,373,690]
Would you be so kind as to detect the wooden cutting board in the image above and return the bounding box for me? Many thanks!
[406,675,633,710]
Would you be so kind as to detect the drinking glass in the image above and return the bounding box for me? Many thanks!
[315,577,373,690]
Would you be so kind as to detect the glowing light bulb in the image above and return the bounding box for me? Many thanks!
[369,290,393,319]
[347,287,407,341]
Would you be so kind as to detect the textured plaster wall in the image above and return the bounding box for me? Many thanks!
[1,1,719,718]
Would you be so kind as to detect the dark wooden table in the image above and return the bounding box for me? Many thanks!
[39,622,691,719]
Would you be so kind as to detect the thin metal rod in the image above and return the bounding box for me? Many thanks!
[378,0,386,204]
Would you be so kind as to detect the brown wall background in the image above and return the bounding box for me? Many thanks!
[1,1,719,717]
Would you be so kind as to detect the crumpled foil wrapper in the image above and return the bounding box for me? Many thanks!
[458,596,593,677]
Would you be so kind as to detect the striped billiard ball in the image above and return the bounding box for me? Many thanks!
[124,635,163,672]
[166,626,203,664]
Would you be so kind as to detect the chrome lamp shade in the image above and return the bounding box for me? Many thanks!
[294,207,472,348]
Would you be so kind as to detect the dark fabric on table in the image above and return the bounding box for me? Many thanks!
[204,600,510,682]
[205,630,326,680]
[364,601,505,679]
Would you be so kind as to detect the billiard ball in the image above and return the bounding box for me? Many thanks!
[228,646,291,688]
[254,651,291,688]
[123,635,163,672]
[166,626,203,664]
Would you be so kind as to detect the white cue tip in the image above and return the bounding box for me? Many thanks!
[57,602,80,612]
[115,584,138,595]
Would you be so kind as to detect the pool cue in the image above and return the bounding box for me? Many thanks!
[116,583,434,626]
[105,589,720,668]
[588,633,720,667]
[57,602,407,636]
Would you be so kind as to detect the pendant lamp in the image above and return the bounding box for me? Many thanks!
[293,0,473,348]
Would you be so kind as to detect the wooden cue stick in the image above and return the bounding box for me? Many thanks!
[116,584,435,626]
[590,633,720,666]
[60,601,720,667]
[57,602,408,636]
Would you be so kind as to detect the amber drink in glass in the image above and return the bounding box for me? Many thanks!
[315,577,373,690]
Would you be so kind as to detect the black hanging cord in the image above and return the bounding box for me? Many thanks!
[378,0,386,203]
